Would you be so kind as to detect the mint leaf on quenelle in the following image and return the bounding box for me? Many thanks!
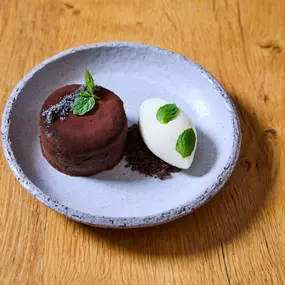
[176,128,196,158]
[85,68,95,95]
[156,104,179,124]
[72,96,95,116]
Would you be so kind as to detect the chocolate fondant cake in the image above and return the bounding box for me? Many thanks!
[40,84,128,176]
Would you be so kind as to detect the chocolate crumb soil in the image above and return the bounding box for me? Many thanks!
[125,124,181,180]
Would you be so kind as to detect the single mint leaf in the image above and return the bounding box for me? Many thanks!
[176,128,196,158]
[85,68,95,95]
[80,90,93,98]
[156,104,179,124]
[72,96,95,116]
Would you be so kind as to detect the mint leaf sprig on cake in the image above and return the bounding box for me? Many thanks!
[72,69,100,116]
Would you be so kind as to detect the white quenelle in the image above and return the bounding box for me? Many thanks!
[139,98,197,169]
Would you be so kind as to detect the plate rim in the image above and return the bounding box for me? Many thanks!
[1,41,241,228]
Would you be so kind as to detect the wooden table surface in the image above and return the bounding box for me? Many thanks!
[1,0,285,284]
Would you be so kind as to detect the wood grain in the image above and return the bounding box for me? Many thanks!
[0,0,285,284]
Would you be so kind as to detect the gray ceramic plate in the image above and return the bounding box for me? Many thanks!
[2,42,241,228]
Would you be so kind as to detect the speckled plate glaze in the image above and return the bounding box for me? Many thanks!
[2,42,241,228]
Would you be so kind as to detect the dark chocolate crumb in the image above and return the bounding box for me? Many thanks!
[125,124,181,180]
